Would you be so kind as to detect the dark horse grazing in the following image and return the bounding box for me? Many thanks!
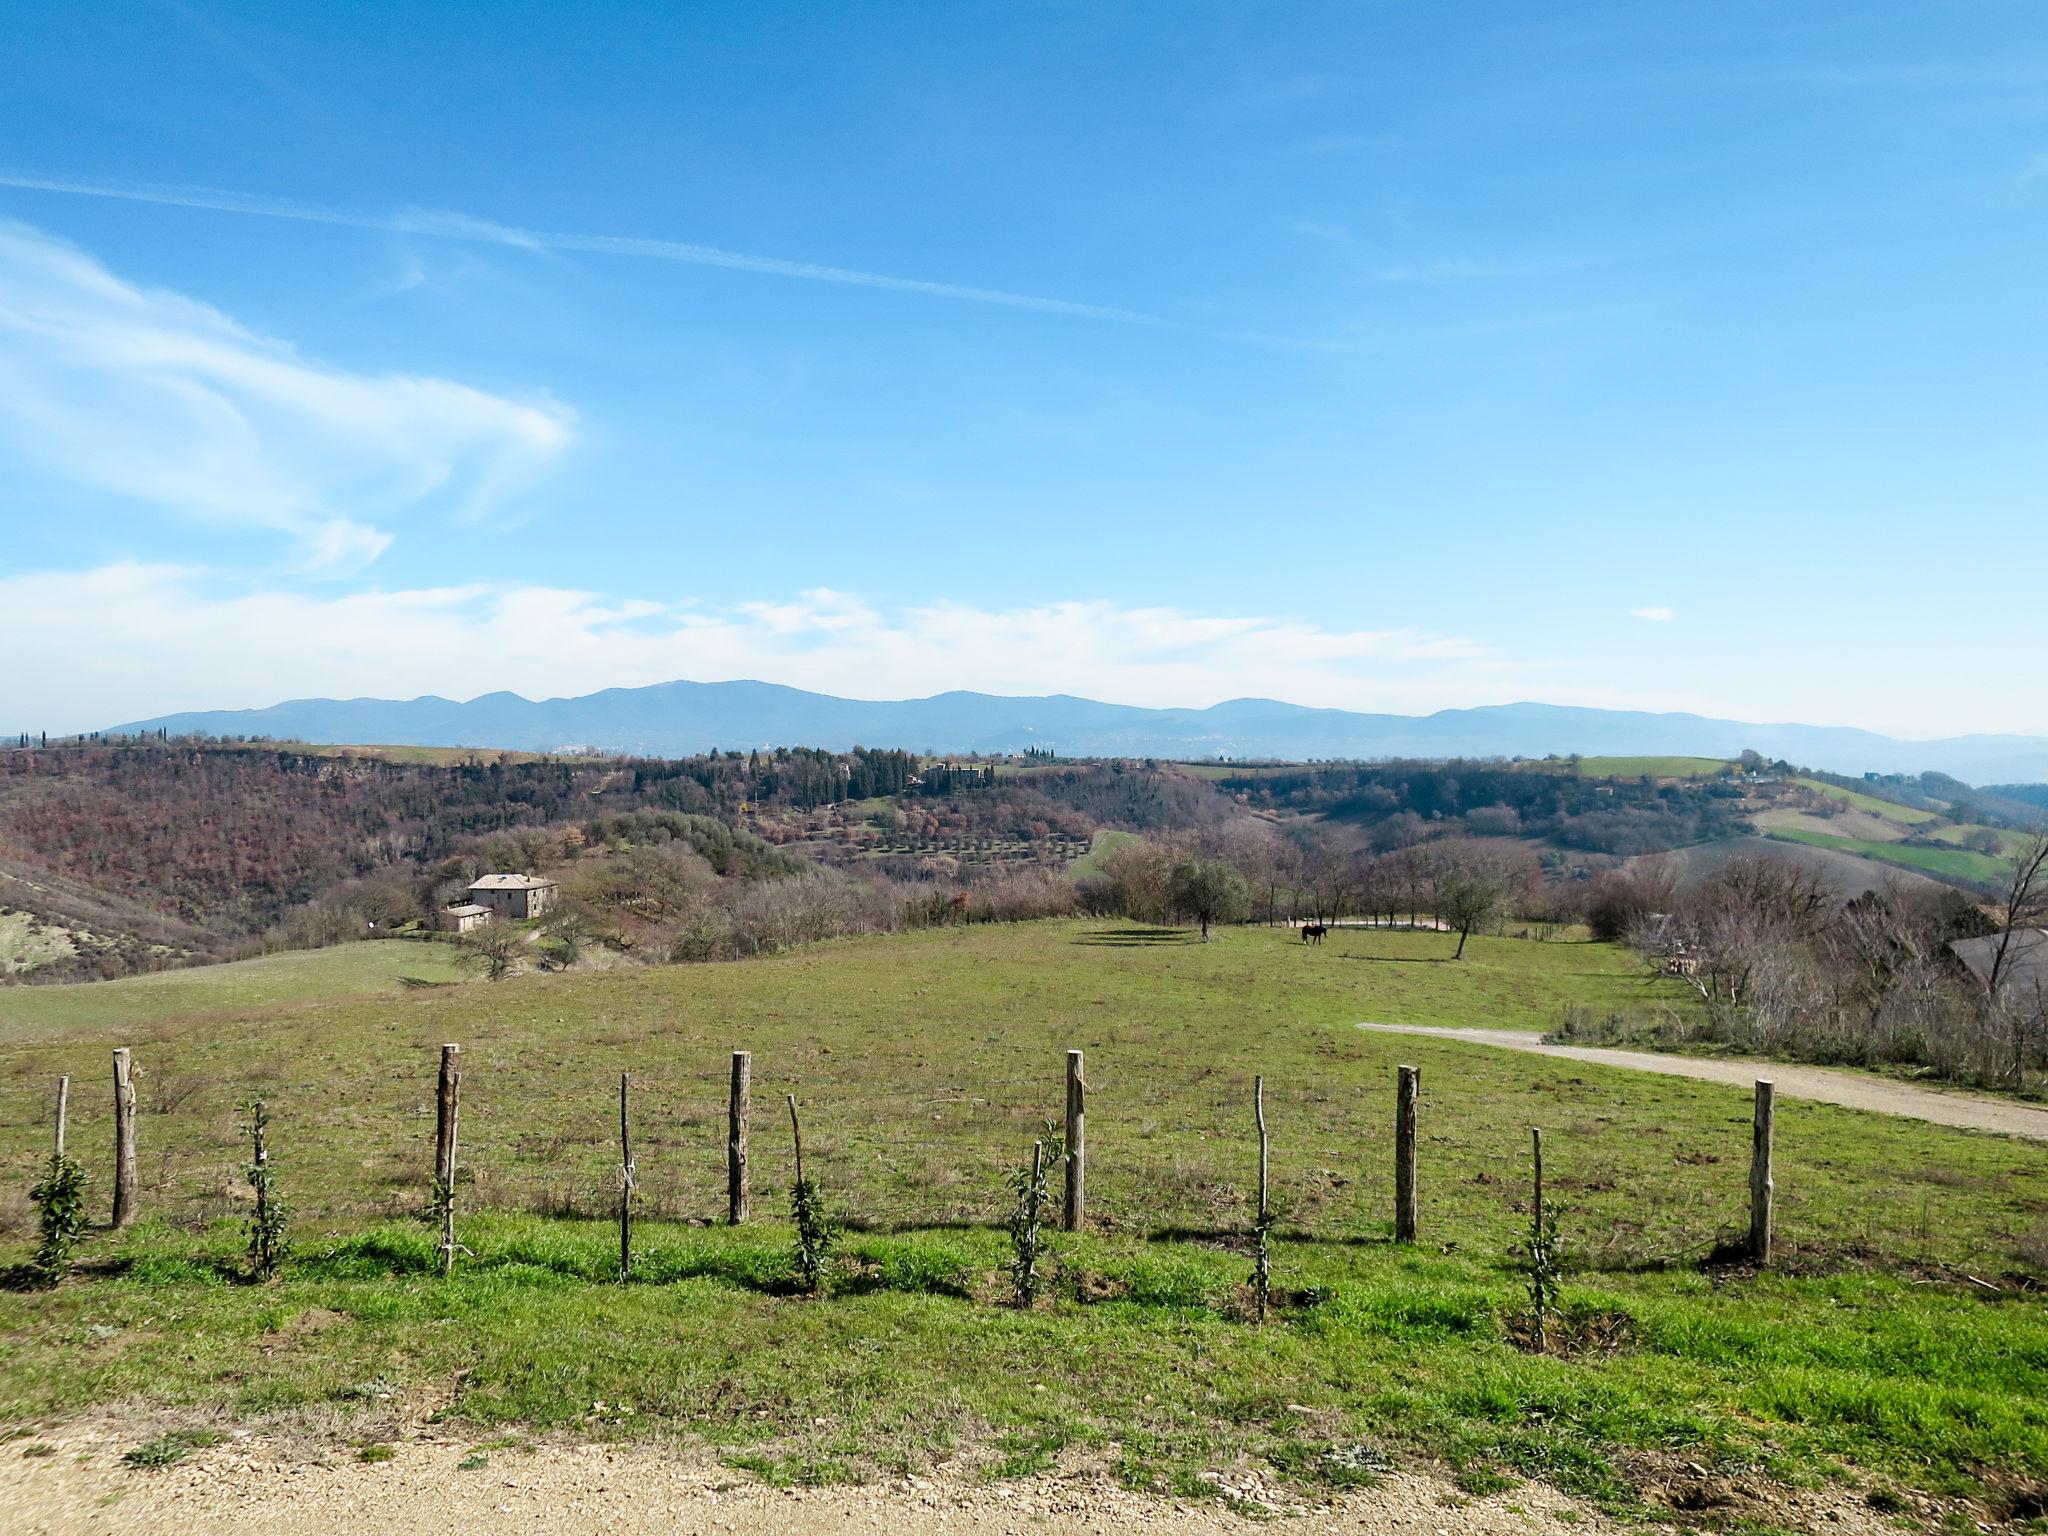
[1301,923,1329,945]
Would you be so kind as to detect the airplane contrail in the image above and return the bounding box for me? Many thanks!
[0,169,1169,326]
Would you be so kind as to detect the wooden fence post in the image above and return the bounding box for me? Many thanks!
[111,1049,137,1228]
[728,1050,751,1225]
[434,1044,462,1277]
[618,1072,634,1283]
[434,1044,461,1193]
[1064,1049,1086,1232]
[1394,1065,1419,1243]
[53,1075,69,1161]
[1749,1080,1774,1266]
[787,1093,806,1187]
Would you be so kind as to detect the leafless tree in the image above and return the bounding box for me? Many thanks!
[1982,833,2048,1084]
[456,921,527,982]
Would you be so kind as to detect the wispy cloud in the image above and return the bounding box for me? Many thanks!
[0,221,573,568]
[1630,606,1676,622]
[0,566,1515,731]
[0,170,1166,327]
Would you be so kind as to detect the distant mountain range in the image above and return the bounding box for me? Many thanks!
[106,680,2048,784]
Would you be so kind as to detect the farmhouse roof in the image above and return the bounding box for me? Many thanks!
[468,874,557,891]
[1948,928,2048,993]
[443,903,491,917]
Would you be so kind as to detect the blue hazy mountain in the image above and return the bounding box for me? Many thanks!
[106,680,2048,783]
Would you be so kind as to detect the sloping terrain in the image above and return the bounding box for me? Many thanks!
[1648,835,1942,900]
[1,923,2042,1525]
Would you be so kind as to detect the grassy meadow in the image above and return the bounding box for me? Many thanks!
[1572,755,1733,778]
[0,938,465,1035]
[1,922,2044,1513]
[1764,825,2010,887]
[1791,777,1941,824]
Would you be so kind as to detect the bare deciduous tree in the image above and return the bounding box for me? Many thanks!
[1982,833,2048,1085]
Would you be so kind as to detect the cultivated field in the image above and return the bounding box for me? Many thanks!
[1571,755,1732,778]
[1764,825,2011,886]
[1,924,2043,1518]
[1791,778,1941,823]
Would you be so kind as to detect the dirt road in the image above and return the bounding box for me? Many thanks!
[1,1426,1649,1536]
[1356,1024,2048,1141]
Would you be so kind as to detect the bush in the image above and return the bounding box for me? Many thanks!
[29,1154,90,1287]
[972,868,1080,924]
[1007,1142,1052,1308]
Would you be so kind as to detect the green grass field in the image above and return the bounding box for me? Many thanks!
[1,923,2042,1512]
[0,940,465,1035]
[1791,778,1941,824]
[1572,755,1732,778]
[1924,821,2009,853]
[1065,827,1139,878]
[1763,826,2009,887]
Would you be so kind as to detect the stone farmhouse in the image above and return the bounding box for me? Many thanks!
[466,873,560,921]
[436,903,493,935]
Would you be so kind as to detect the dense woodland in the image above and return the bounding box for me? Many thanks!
[1218,761,1752,855]
[0,743,1241,979]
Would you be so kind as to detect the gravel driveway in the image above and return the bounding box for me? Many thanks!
[1356,1024,2048,1141]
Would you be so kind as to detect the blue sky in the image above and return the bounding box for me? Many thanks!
[2,2,2044,738]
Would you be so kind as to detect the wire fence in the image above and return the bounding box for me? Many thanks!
[1,1035,1809,1275]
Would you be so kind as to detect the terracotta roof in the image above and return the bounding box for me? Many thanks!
[443,904,491,917]
[468,874,557,891]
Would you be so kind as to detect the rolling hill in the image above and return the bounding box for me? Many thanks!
[102,680,2048,781]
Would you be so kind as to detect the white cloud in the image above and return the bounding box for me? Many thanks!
[0,564,1543,733]
[1630,606,1677,622]
[0,173,1164,327]
[0,221,573,569]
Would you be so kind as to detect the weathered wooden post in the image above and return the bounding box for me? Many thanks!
[1749,1080,1774,1265]
[111,1049,137,1228]
[728,1050,751,1225]
[1064,1049,1086,1232]
[53,1075,70,1160]
[1394,1065,1419,1243]
[618,1072,634,1283]
[434,1044,462,1277]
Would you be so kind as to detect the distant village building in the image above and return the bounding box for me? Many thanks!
[466,874,559,922]
[436,903,493,935]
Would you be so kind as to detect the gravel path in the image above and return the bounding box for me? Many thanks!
[1357,1024,2048,1141]
[1,1427,1640,1535]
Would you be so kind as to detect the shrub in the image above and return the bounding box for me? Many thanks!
[972,868,1080,924]
[790,1175,833,1295]
[1006,1141,1051,1309]
[29,1153,90,1287]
